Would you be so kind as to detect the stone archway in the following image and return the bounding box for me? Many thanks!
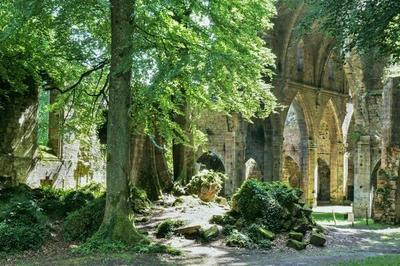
[245,118,275,181]
[282,94,311,196]
[317,99,343,204]
[197,151,225,173]
[317,158,331,202]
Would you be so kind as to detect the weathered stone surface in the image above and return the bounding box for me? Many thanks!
[289,231,303,241]
[203,225,220,241]
[174,225,201,239]
[244,158,262,180]
[309,232,327,247]
[287,239,306,250]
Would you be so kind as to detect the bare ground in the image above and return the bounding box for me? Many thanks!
[3,195,400,266]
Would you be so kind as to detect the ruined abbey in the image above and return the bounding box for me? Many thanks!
[1,3,399,225]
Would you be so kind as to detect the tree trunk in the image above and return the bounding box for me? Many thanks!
[154,132,173,191]
[136,135,163,201]
[97,0,145,245]
[173,99,189,183]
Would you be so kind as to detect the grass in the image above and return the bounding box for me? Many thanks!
[312,212,394,230]
[337,254,400,265]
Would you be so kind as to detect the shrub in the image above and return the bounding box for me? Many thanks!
[0,200,49,252]
[232,179,273,221]
[155,219,184,238]
[63,196,105,242]
[63,190,95,213]
[1,200,46,226]
[186,170,227,202]
[0,222,49,252]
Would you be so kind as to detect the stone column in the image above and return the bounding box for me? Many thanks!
[354,136,372,218]
[332,142,345,204]
[306,140,318,206]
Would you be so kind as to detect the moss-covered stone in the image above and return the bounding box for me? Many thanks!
[202,225,220,241]
[287,239,306,250]
[288,231,303,241]
[309,232,326,247]
[258,227,275,240]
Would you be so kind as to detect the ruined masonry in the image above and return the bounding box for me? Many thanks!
[1,3,399,224]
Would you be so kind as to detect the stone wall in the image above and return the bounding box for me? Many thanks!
[0,86,38,184]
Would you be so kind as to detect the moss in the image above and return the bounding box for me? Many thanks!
[226,230,252,248]
[129,186,152,214]
[94,209,149,246]
[63,196,106,242]
[155,219,184,238]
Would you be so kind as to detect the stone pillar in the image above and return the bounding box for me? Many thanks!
[375,76,400,223]
[331,142,345,204]
[306,140,318,206]
[354,136,371,218]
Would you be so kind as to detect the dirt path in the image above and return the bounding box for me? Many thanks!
[136,195,400,266]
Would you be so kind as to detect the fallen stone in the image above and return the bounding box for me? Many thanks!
[258,227,275,240]
[289,231,303,241]
[215,196,228,206]
[174,225,201,239]
[203,225,220,241]
[309,232,326,247]
[293,222,309,234]
[287,239,306,250]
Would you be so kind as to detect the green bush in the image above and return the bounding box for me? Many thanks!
[63,190,95,213]
[186,170,227,201]
[63,196,105,242]
[0,200,49,252]
[1,200,46,226]
[155,219,184,238]
[0,222,49,252]
[232,179,312,233]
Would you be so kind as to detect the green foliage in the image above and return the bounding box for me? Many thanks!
[0,222,49,252]
[74,237,181,256]
[303,0,400,62]
[186,170,227,199]
[155,219,184,239]
[0,200,49,252]
[232,179,311,233]
[73,237,128,255]
[37,89,49,146]
[63,196,105,242]
[225,229,252,248]
[133,243,182,256]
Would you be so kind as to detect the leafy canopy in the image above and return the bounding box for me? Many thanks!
[1,0,278,142]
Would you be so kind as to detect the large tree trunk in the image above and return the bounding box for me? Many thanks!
[173,99,189,183]
[131,132,172,201]
[97,0,145,245]
[153,128,173,191]
[136,135,163,201]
